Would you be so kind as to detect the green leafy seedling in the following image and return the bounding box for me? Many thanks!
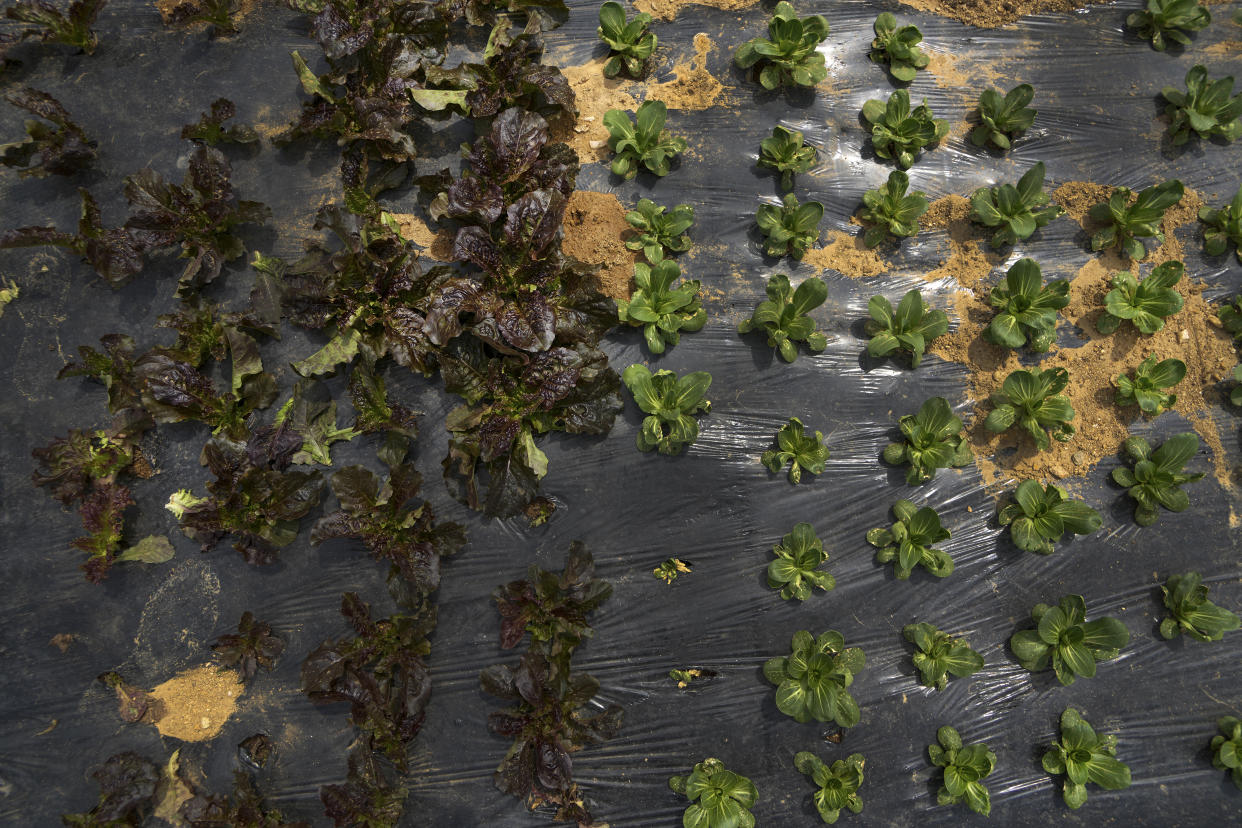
[927,726,995,816]
[1161,65,1242,146]
[1199,184,1242,262]
[669,758,758,828]
[763,417,829,484]
[604,100,687,179]
[998,480,1102,555]
[867,500,953,579]
[793,751,864,824]
[756,193,823,259]
[859,170,928,247]
[1010,594,1129,685]
[654,557,692,584]
[864,289,947,368]
[1233,364,1242,407]
[1042,708,1131,809]
[617,259,706,354]
[861,89,948,169]
[882,397,972,485]
[971,83,1036,150]
[869,13,927,82]
[1112,433,1204,526]
[622,364,711,455]
[764,629,865,726]
[625,198,694,264]
[1159,571,1240,641]
[767,522,834,601]
[1211,717,1242,791]
[1096,261,1184,335]
[1220,294,1242,341]
[984,366,1075,450]
[598,1,656,79]
[734,1,829,90]
[1115,355,1185,414]
[1089,180,1184,261]
[1128,0,1210,50]
[738,273,828,362]
[985,257,1069,352]
[758,125,817,191]
[970,162,1063,248]
[903,623,982,690]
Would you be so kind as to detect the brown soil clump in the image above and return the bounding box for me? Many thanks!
[897,0,1099,28]
[149,666,244,742]
[635,0,760,20]
[921,195,1002,291]
[648,33,726,111]
[925,51,973,90]
[561,190,637,301]
[390,213,455,261]
[801,231,888,279]
[560,59,639,164]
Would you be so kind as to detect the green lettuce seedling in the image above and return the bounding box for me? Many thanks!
[758,125,817,191]
[1220,294,1242,340]
[763,417,829,483]
[1097,261,1184,334]
[734,1,829,90]
[927,726,995,816]
[794,751,864,824]
[604,100,686,179]
[1112,433,1204,526]
[1162,65,1242,146]
[867,500,953,579]
[654,557,692,583]
[883,397,972,485]
[971,83,1036,150]
[617,259,706,354]
[1115,355,1185,414]
[625,198,694,264]
[598,1,656,79]
[764,629,865,726]
[1128,0,1210,50]
[862,89,948,169]
[1042,708,1131,809]
[1211,717,1242,790]
[985,257,1068,352]
[738,273,829,362]
[859,171,928,247]
[622,364,711,455]
[1159,571,1240,641]
[756,193,823,259]
[768,522,834,600]
[999,480,1102,555]
[1200,184,1242,262]
[903,623,982,690]
[669,758,758,828]
[984,367,1075,450]
[1089,180,1184,261]
[1233,365,1242,406]
[970,162,1063,248]
[864,289,947,368]
[869,13,927,82]
[1010,594,1129,685]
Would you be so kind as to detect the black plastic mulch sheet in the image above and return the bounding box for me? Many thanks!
[2,0,1241,825]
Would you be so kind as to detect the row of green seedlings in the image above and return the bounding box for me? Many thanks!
[669,578,1241,824]
[599,1,1240,181]
[5,2,623,826]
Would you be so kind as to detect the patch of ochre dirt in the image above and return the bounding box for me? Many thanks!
[149,666,244,742]
[561,190,637,301]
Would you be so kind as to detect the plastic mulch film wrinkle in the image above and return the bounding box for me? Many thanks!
[0,0,1240,826]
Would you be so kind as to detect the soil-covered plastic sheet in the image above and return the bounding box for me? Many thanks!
[1,0,1241,825]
